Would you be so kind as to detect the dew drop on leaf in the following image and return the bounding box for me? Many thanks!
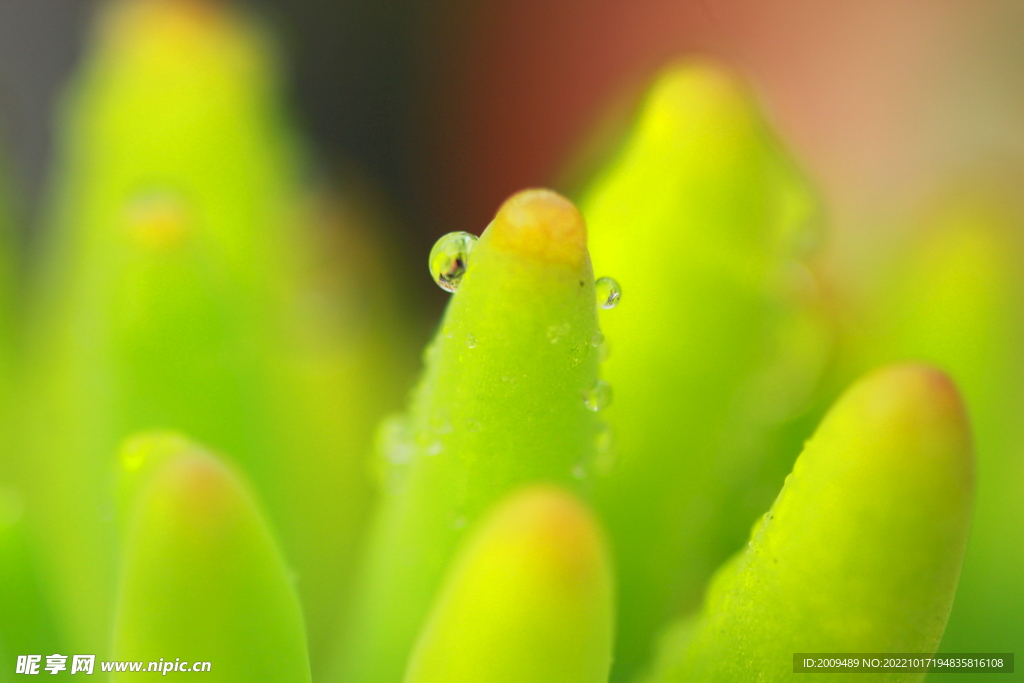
[376,414,413,466]
[547,322,571,344]
[595,276,622,309]
[584,379,613,412]
[429,231,478,292]
[570,342,589,368]
[592,424,617,475]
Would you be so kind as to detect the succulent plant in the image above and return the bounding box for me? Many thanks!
[0,1,1014,682]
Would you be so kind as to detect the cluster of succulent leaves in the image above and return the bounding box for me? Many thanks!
[0,1,1019,682]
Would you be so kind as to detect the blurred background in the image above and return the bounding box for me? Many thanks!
[3,0,1024,279]
[2,0,1023,679]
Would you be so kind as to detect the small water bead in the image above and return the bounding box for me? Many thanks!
[377,415,414,465]
[584,379,612,412]
[589,331,611,362]
[429,408,454,435]
[572,463,588,480]
[465,333,477,349]
[595,276,621,309]
[429,231,478,292]
[592,425,617,475]
[423,439,444,457]
[570,342,588,368]
[547,322,571,344]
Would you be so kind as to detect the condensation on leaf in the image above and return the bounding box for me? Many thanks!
[429,232,478,292]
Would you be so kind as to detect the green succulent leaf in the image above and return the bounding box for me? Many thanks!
[338,189,604,683]
[23,0,406,657]
[860,190,1024,665]
[0,490,63,667]
[112,433,310,682]
[403,485,614,683]
[645,364,974,683]
[578,59,830,680]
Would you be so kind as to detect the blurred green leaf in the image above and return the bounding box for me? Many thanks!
[404,484,614,683]
[578,59,831,680]
[24,0,410,657]
[112,432,310,681]
[337,189,604,683]
[645,364,973,683]
[0,491,63,662]
[0,139,61,673]
[857,188,1024,668]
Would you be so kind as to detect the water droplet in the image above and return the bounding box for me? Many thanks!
[595,276,621,309]
[465,333,477,349]
[451,515,468,530]
[592,425,617,475]
[584,379,612,411]
[547,322,571,344]
[572,464,588,480]
[429,231,478,292]
[570,342,588,367]
[376,415,413,465]
[590,331,604,348]
[424,440,443,457]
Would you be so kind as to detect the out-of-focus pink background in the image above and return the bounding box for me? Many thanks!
[2,0,1023,272]
[402,1,1022,270]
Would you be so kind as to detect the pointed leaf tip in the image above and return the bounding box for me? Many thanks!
[579,57,824,681]
[645,59,750,123]
[339,187,601,683]
[113,441,310,682]
[647,363,974,683]
[404,485,614,683]
[488,189,588,267]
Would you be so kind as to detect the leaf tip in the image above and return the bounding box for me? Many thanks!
[491,484,610,585]
[855,363,972,478]
[487,189,588,267]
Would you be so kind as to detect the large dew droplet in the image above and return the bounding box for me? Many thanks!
[429,231,478,292]
[584,379,612,412]
[595,277,621,309]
